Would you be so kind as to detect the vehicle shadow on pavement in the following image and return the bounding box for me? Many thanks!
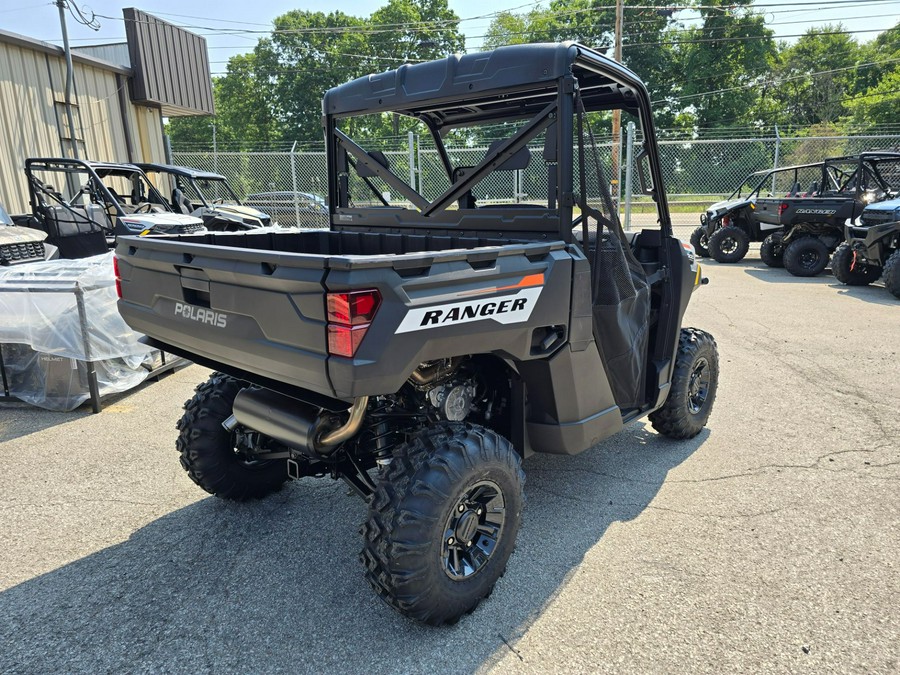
[742,267,836,284]
[0,423,705,674]
[0,402,92,443]
[742,266,897,303]
[832,284,897,305]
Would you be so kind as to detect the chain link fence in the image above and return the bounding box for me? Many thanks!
[173,133,900,230]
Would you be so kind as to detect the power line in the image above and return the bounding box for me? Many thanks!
[205,24,895,76]
[93,0,549,38]
[94,0,899,39]
[652,56,900,104]
[626,26,887,47]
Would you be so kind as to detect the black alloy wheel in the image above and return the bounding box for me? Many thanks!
[441,480,506,580]
[687,357,712,414]
[361,422,524,625]
[649,328,719,440]
[690,226,711,258]
[831,242,881,286]
[760,233,785,267]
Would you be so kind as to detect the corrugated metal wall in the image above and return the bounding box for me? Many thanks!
[0,40,166,214]
[124,8,214,116]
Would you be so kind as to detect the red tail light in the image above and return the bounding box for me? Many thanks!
[722,216,731,226]
[113,255,122,299]
[326,289,381,357]
[778,202,789,216]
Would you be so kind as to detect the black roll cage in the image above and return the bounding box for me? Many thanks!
[25,158,172,219]
[822,152,900,196]
[322,42,672,242]
[139,165,244,209]
[730,162,825,200]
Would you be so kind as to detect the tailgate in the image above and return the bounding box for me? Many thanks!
[116,237,332,394]
[754,198,783,225]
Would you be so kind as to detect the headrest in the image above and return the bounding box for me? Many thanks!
[487,140,531,171]
[357,150,390,178]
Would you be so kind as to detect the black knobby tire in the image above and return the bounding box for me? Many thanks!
[361,422,524,625]
[783,237,830,277]
[759,233,785,268]
[831,243,881,286]
[690,226,711,258]
[708,225,750,264]
[649,328,719,440]
[176,372,288,500]
[884,249,900,299]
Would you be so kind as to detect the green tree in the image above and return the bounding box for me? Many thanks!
[166,112,215,148]
[167,53,280,150]
[779,123,850,166]
[768,25,862,126]
[854,23,900,95]
[368,0,464,61]
[247,1,465,143]
[675,1,777,129]
[257,10,370,144]
[847,69,900,127]
[480,0,679,124]
[216,53,280,147]
[482,8,556,49]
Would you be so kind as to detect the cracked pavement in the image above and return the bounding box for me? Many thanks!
[0,244,898,674]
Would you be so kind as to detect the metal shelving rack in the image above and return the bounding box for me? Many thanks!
[0,278,187,413]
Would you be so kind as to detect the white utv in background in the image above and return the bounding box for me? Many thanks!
[137,163,274,231]
[0,201,57,266]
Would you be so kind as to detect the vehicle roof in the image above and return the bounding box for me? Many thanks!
[750,161,824,176]
[825,151,900,164]
[322,42,647,126]
[25,157,145,173]
[245,191,323,199]
[135,163,227,181]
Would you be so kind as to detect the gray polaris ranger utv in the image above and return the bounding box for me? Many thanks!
[115,43,719,625]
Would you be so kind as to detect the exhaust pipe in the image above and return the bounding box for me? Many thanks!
[317,396,368,448]
[232,387,367,456]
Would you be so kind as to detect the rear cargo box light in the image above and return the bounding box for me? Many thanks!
[326,289,381,357]
[113,255,122,298]
[778,202,789,216]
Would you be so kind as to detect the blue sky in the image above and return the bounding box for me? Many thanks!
[2,0,898,75]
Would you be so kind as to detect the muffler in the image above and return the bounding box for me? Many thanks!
[231,387,367,456]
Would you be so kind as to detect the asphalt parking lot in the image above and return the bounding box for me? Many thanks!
[1,242,898,674]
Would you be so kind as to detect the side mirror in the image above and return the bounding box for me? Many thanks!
[636,146,654,196]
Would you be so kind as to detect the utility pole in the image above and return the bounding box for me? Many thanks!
[611,0,624,210]
[56,0,80,159]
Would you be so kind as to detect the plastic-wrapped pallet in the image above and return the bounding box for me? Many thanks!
[0,252,158,411]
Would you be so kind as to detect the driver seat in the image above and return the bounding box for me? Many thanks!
[172,188,193,214]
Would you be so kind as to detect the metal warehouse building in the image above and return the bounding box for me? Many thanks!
[0,8,213,214]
